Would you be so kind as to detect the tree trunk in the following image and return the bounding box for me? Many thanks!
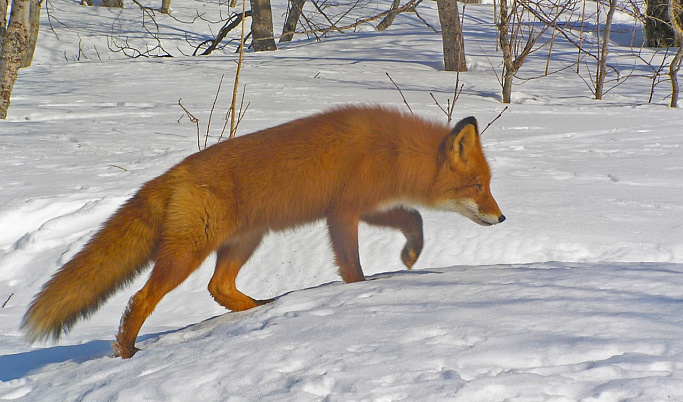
[160,0,171,14]
[201,10,252,56]
[1,0,8,41]
[0,0,30,119]
[436,0,467,71]
[645,0,676,47]
[249,0,276,51]
[280,0,306,43]
[669,0,683,107]
[502,70,513,103]
[595,0,617,100]
[377,0,401,32]
[670,47,682,107]
[20,0,40,68]
[102,0,123,8]
[497,0,513,103]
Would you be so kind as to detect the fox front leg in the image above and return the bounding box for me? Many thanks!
[327,211,366,283]
[362,207,424,269]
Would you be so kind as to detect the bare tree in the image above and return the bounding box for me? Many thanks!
[377,0,402,31]
[1,0,8,41]
[281,0,306,42]
[0,0,30,119]
[437,0,466,71]
[102,0,124,8]
[2,0,39,67]
[250,0,276,51]
[21,0,41,68]
[669,0,683,106]
[595,0,618,99]
[279,0,421,39]
[496,0,571,103]
[197,10,252,56]
[160,0,171,14]
[646,0,677,46]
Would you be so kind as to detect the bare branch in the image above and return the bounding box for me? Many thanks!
[206,75,225,148]
[2,293,14,308]
[178,98,201,151]
[480,106,508,135]
[198,10,252,56]
[386,72,413,114]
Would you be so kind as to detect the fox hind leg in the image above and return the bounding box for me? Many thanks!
[208,231,272,312]
[113,246,210,358]
[113,185,232,358]
[362,207,423,269]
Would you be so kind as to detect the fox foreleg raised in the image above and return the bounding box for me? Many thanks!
[362,207,424,269]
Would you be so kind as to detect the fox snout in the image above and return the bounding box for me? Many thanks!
[477,212,506,226]
[468,203,505,227]
[441,197,505,227]
[475,196,505,226]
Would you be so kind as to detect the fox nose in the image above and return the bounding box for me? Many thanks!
[498,215,506,223]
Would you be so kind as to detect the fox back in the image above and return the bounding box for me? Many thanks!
[175,106,504,230]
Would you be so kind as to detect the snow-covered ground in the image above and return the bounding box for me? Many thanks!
[1,1,682,400]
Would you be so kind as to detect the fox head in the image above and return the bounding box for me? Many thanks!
[431,116,505,226]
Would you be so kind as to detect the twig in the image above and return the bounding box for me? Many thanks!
[294,0,421,36]
[108,165,129,171]
[413,8,438,33]
[480,106,508,135]
[219,85,249,142]
[2,293,13,308]
[430,93,448,116]
[234,100,250,136]
[178,98,201,150]
[310,0,342,33]
[229,0,247,138]
[386,72,413,114]
[197,10,252,56]
[206,75,225,148]
[431,3,466,125]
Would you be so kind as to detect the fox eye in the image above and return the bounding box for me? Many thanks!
[474,184,482,191]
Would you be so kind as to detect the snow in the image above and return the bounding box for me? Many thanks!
[1,0,682,400]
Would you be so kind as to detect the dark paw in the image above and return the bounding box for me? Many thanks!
[112,341,140,359]
[401,245,421,269]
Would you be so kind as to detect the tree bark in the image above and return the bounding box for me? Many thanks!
[280,0,306,43]
[249,0,276,51]
[502,70,514,104]
[595,0,617,100]
[160,0,171,14]
[20,0,40,68]
[102,0,123,8]
[670,46,682,107]
[498,0,513,103]
[669,0,683,106]
[645,0,676,47]
[1,0,8,41]
[436,0,467,71]
[200,10,252,56]
[377,0,401,32]
[0,0,30,119]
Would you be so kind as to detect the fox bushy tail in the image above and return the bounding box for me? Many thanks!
[21,175,171,343]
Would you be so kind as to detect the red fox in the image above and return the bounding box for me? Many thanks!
[22,105,505,358]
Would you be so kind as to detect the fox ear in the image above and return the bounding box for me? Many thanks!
[442,116,480,163]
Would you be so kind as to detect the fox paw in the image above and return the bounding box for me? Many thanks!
[111,341,140,359]
[401,245,421,269]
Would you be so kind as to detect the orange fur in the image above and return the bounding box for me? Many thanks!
[22,105,504,358]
